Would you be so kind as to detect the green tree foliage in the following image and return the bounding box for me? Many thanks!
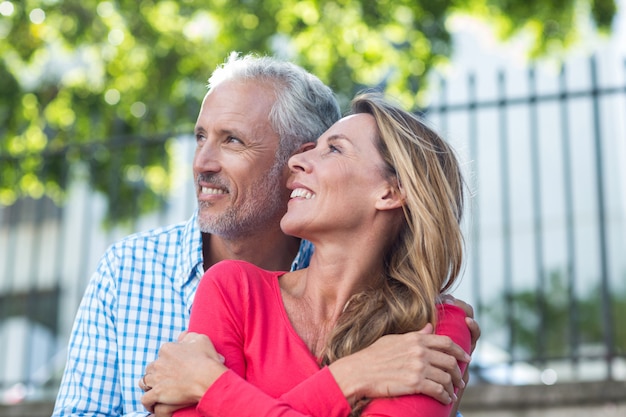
[0,0,617,223]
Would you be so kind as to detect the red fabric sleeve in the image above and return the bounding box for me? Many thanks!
[197,367,350,417]
[179,261,351,417]
[177,261,469,417]
[361,303,471,417]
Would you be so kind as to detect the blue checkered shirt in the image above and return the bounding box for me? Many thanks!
[52,210,314,416]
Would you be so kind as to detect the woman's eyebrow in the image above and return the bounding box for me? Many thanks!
[326,133,351,143]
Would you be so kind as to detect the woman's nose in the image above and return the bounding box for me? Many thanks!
[288,147,313,173]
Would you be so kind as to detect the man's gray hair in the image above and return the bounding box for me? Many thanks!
[208,52,341,164]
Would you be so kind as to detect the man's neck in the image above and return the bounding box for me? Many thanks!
[201,232,301,272]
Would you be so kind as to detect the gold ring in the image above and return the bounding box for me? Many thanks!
[140,374,152,392]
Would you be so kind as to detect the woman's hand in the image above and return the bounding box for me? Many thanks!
[140,332,227,415]
[328,324,471,406]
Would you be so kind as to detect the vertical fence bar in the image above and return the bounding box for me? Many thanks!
[438,76,449,134]
[106,137,123,231]
[528,67,547,365]
[157,137,173,226]
[22,188,47,388]
[467,73,483,326]
[558,64,580,377]
[497,71,515,382]
[131,135,149,230]
[590,55,614,379]
[74,156,96,308]
[48,153,70,388]
[1,204,19,389]
[183,137,196,219]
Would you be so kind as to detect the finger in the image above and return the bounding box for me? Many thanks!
[144,361,154,375]
[466,317,481,354]
[417,322,434,334]
[423,366,456,401]
[440,294,455,304]
[141,391,156,413]
[154,403,172,417]
[177,330,188,342]
[139,374,152,392]
[417,378,454,405]
[426,350,464,388]
[447,296,474,318]
[418,333,470,363]
[181,331,205,344]
[155,402,194,417]
[154,404,167,417]
[462,367,470,386]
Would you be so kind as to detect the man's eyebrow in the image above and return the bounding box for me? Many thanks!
[193,125,247,139]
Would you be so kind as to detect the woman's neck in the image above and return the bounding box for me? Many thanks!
[279,242,385,357]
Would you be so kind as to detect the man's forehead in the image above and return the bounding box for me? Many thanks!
[203,79,275,108]
[195,103,281,148]
[197,85,276,127]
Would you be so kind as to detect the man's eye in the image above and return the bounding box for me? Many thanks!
[226,136,243,144]
[195,134,206,144]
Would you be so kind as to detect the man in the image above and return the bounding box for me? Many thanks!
[53,53,477,417]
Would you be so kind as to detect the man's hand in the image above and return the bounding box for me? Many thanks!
[442,295,481,417]
[329,324,470,406]
[140,332,226,414]
[442,295,481,354]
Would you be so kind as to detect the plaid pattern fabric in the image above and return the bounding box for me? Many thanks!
[53,210,313,416]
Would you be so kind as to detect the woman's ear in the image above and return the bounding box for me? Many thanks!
[375,184,405,211]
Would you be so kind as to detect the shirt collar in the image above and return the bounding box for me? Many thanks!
[179,209,204,286]
[177,210,314,286]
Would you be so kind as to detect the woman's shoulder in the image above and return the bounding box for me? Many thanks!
[206,260,283,292]
[209,259,280,277]
[210,259,264,273]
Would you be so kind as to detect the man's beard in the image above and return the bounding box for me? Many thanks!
[197,160,287,240]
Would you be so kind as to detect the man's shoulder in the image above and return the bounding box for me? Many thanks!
[108,219,191,252]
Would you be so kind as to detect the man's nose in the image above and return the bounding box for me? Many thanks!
[193,141,222,173]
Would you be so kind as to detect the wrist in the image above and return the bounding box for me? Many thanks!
[193,360,228,402]
[328,357,366,406]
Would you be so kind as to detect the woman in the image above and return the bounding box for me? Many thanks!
[142,92,471,417]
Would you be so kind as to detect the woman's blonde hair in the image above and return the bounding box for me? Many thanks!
[321,93,465,412]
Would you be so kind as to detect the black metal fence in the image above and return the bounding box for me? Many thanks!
[425,54,626,385]
[1,54,625,404]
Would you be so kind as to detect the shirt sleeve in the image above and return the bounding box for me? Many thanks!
[196,368,349,417]
[359,304,471,417]
[52,251,148,417]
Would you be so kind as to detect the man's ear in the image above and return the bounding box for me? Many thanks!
[375,185,405,211]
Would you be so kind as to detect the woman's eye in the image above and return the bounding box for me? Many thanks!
[328,144,340,153]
